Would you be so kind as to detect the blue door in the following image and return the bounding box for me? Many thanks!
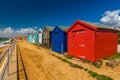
[52,31,63,53]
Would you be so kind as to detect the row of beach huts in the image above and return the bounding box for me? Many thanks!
[28,20,119,62]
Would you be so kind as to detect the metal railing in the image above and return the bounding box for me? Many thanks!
[0,41,15,80]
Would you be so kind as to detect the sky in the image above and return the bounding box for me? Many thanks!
[0,0,120,37]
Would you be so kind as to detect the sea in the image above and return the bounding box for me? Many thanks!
[0,38,11,47]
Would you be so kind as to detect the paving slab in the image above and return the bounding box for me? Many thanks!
[3,44,17,80]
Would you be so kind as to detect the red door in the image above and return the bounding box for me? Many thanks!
[72,30,85,58]
[71,31,77,56]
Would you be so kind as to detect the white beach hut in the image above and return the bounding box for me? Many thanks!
[38,29,43,45]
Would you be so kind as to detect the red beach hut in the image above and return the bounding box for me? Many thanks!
[66,20,118,62]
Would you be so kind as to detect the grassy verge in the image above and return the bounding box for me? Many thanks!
[50,54,113,80]
[104,53,120,60]
[70,63,84,69]
[118,40,120,44]
[64,54,102,68]
[64,54,73,59]
[92,60,103,68]
[96,75,113,80]
[87,70,98,78]
[34,44,113,80]
[118,31,120,44]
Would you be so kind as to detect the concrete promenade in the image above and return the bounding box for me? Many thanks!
[3,44,17,80]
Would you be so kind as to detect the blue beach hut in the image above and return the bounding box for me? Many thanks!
[28,33,31,43]
[52,26,69,53]
[34,33,39,44]
[28,31,40,44]
[28,33,34,43]
[29,33,35,43]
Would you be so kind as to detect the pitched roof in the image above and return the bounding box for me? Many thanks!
[67,20,118,33]
[58,26,69,31]
[85,22,117,30]
[45,26,55,31]
[66,20,97,33]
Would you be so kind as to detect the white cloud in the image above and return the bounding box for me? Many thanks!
[100,9,120,27]
[34,26,38,29]
[16,28,36,33]
[0,27,36,38]
[3,27,14,33]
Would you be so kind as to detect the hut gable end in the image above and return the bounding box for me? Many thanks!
[67,20,118,62]
[52,26,68,53]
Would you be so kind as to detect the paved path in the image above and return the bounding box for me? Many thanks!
[3,44,17,80]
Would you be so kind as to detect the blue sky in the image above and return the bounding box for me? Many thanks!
[0,0,119,29]
[0,0,120,37]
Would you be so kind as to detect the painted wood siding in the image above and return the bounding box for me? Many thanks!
[95,30,118,61]
[43,28,51,48]
[52,27,68,53]
[67,20,118,62]
[68,24,95,61]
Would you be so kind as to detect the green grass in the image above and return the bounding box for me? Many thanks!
[81,60,88,63]
[64,55,73,59]
[50,54,71,63]
[96,75,113,80]
[93,63,100,68]
[70,63,84,69]
[118,31,120,35]
[87,70,113,80]
[118,40,120,44]
[87,70,98,78]
[50,53,113,80]
[118,31,120,44]
[84,68,88,71]
[104,53,120,60]
[93,60,103,68]
[51,54,83,69]
[60,58,70,63]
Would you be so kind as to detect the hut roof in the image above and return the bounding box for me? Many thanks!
[45,26,55,31]
[58,26,69,31]
[67,20,118,33]
[85,22,118,30]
